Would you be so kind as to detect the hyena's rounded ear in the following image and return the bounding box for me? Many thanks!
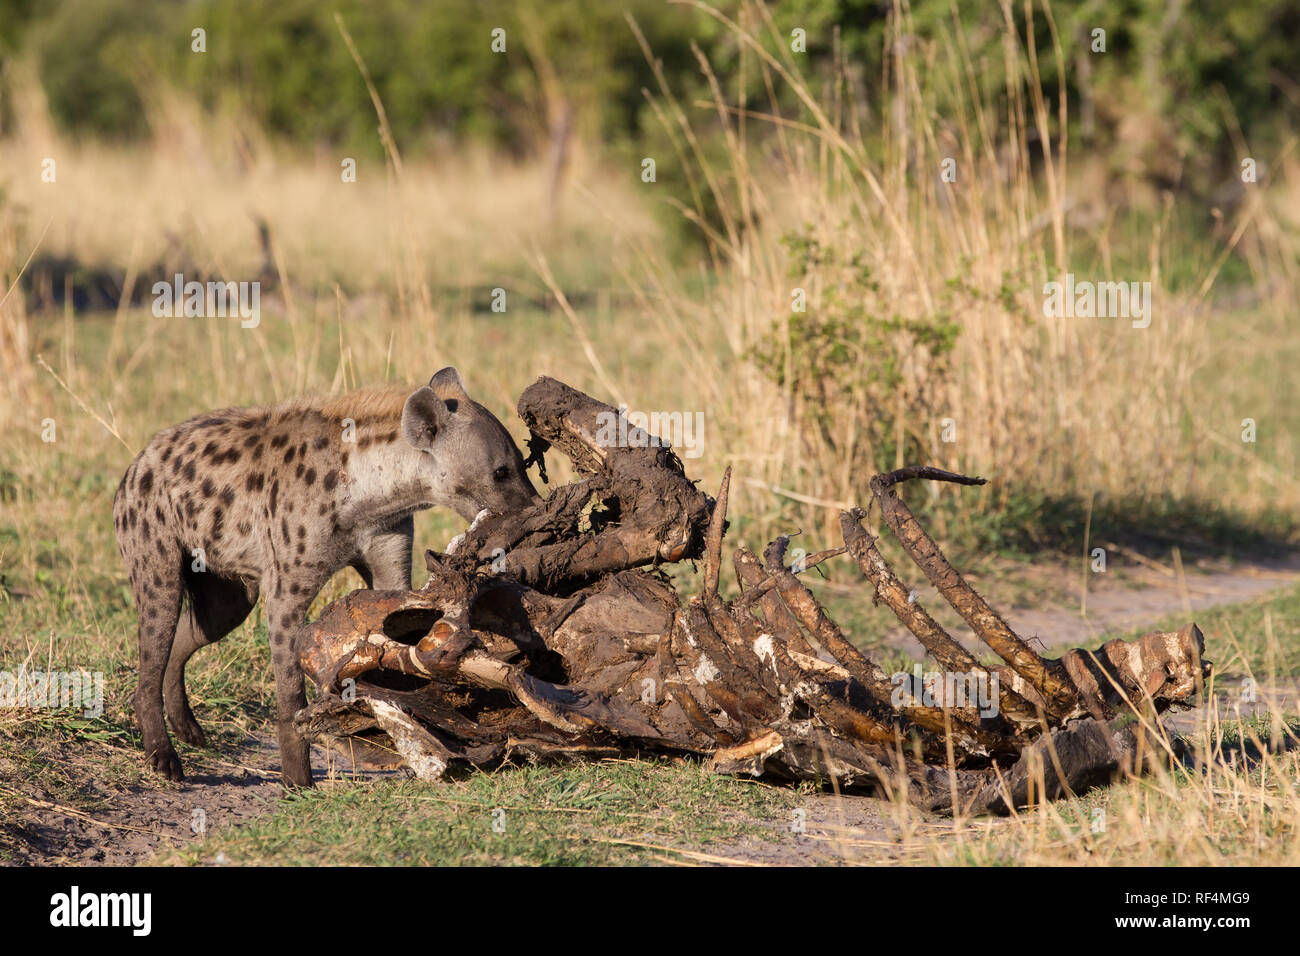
[401,386,450,451]
[428,366,470,408]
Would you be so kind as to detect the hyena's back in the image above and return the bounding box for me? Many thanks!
[115,407,276,581]
[113,389,404,578]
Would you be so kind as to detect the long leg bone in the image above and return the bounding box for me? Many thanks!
[868,466,1082,719]
[839,508,1043,731]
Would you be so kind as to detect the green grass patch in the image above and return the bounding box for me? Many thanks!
[159,759,804,866]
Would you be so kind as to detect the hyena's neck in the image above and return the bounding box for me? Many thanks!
[337,439,434,530]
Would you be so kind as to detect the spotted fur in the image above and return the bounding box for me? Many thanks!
[113,367,539,785]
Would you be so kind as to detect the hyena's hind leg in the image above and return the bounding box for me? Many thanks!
[125,536,187,781]
[164,571,259,748]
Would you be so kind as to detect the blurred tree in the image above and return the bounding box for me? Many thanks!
[1,0,1293,192]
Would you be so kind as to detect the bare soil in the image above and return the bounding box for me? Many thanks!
[883,554,1300,656]
[0,734,394,866]
[672,789,931,865]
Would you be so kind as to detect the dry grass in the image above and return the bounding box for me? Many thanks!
[918,705,1300,866]
[614,0,1300,552]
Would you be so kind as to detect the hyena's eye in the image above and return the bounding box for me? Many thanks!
[493,465,511,482]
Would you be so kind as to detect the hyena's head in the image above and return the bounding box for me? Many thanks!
[401,367,541,521]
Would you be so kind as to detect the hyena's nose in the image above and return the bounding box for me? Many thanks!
[517,475,542,507]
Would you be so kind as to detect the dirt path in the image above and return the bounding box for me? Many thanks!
[1009,557,1300,650]
[680,790,935,865]
[880,555,1300,657]
[1,734,392,866]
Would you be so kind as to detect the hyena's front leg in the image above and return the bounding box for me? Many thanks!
[359,515,415,590]
[262,565,326,788]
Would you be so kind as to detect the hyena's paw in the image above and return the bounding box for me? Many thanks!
[145,743,186,782]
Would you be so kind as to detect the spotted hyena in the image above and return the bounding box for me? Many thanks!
[112,367,539,786]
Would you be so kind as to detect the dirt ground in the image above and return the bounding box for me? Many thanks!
[4,556,1298,867]
[670,789,936,865]
[0,735,396,865]
[882,553,1300,656]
